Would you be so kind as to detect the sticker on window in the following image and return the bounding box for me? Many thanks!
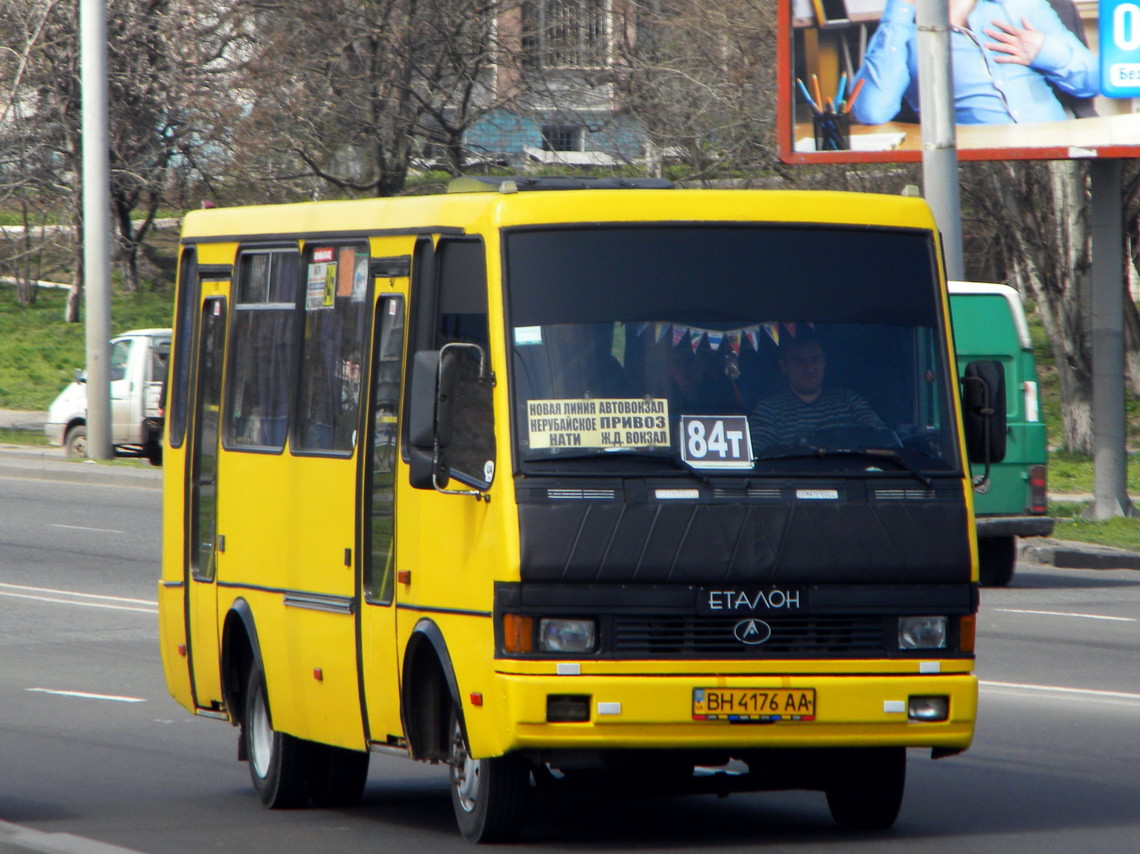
[527,399,669,450]
[680,415,754,469]
[514,326,543,346]
[307,247,336,310]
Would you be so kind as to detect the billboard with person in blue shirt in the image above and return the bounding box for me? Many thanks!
[779,0,1140,162]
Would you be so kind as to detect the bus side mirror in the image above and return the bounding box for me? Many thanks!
[408,350,449,490]
[962,360,1007,479]
[407,345,494,499]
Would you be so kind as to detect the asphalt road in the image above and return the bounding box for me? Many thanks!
[2,474,1139,853]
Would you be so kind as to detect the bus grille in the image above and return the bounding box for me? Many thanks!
[611,615,886,657]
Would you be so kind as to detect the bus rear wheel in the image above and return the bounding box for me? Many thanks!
[307,742,369,807]
[824,747,906,831]
[242,664,310,809]
[448,704,529,842]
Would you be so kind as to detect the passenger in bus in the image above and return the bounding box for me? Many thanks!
[548,323,630,399]
[749,331,887,452]
[666,343,740,412]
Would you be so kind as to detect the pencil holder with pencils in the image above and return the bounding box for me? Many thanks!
[813,112,850,151]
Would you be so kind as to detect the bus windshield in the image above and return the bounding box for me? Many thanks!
[505,225,961,475]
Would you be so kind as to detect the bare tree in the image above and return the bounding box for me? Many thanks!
[612,0,777,181]
[0,0,246,317]
[232,0,518,198]
[962,160,1095,451]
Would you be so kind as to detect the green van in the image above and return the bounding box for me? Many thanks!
[949,282,1053,586]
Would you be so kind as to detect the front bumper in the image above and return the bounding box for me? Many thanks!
[470,669,977,757]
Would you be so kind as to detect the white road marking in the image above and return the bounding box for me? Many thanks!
[0,582,157,613]
[48,523,125,534]
[993,608,1135,623]
[981,680,1140,703]
[27,688,146,703]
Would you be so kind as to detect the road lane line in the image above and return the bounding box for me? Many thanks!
[0,591,157,614]
[993,608,1135,623]
[0,582,155,605]
[981,680,1140,703]
[27,688,146,703]
[48,523,126,534]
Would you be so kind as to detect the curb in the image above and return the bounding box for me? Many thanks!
[0,822,143,854]
[0,448,161,491]
[1020,537,1140,571]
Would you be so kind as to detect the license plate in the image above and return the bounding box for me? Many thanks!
[692,688,816,722]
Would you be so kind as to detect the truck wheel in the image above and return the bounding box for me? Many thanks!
[825,747,906,831]
[242,663,310,809]
[307,742,369,807]
[64,425,87,458]
[978,536,1017,587]
[448,703,529,842]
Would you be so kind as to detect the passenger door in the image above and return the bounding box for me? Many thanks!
[186,292,228,709]
[358,292,407,745]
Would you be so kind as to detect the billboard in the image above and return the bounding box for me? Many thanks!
[778,0,1140,163]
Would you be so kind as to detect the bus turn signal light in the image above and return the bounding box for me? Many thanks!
[958,615,976,653]
[503,614,534,654]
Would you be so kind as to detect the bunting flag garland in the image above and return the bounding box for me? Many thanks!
[637,321,801,353]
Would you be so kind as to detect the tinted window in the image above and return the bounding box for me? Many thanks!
[505,226,959,475]
[169,248,198,447]
[294,244,371,454]
[225,249,299,450]
[364,297,405,605]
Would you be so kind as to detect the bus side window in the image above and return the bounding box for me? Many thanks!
[224,249,299,451]
[294,243,370,454]
[429,239,495,489]
[364,296,405,605]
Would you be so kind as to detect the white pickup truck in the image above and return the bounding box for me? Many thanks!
[44,328,171,465]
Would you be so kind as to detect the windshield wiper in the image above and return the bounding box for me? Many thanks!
[756,447,933,488]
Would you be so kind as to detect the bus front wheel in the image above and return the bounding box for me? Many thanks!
[448,704,529,842]
[824,747,906,831]
[242,664,310,809]
[978,536,1017,587]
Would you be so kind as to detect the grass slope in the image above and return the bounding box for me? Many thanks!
[0,284,173,410]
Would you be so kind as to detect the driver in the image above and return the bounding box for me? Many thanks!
[749,331,886,452]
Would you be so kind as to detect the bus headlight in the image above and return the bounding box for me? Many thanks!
[898,616,948,650]
[539,619,596,653]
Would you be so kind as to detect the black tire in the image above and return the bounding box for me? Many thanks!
[64,425,87,458]
[307,742,370,808]
[825,747,906,831]
[448,703,530,843]
[241,664,311,809]
[978,536,1017,587]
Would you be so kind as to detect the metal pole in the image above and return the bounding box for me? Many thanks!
[81,0,113,460]
[915,0,964,281]
[1088,158,1132,519]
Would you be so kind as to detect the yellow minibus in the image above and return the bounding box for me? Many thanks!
[159,177,1004,841]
